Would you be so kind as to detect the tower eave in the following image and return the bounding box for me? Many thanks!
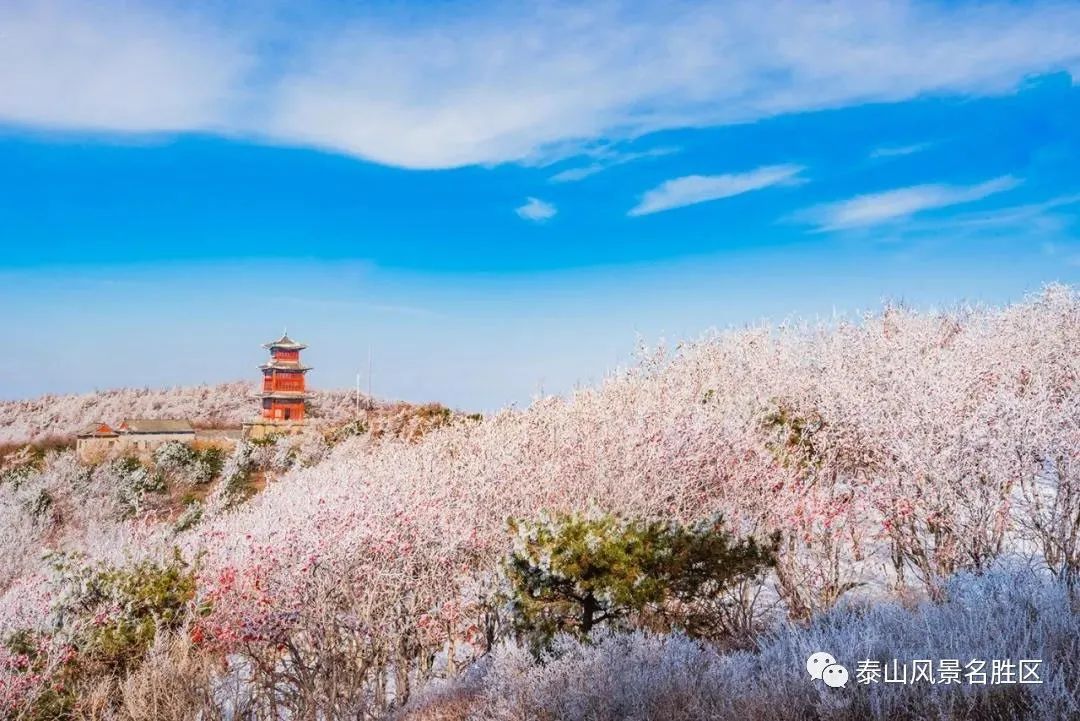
[258,363,313,371]
[256,391,313,399]
[263,343,308,351]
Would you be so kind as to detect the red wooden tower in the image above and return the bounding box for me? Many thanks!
[258,332,311,422]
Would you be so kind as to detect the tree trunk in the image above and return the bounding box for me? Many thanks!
[394,650,411,708]
[580,593,598,634]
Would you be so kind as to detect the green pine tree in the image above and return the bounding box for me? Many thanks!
[505,512,776,644]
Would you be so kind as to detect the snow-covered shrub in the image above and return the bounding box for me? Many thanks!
[108,456,164,517]
[192,446,226,484]
[22,489,54,523]
[173,502,204,534]
[153,441,196,477]
[291,429,331,468]
[203,442,259,512]
[153,441,225,488]
[3,552,198,719]
[0,452,96,590]
[403,564,1080,721]
[0,450,41,489]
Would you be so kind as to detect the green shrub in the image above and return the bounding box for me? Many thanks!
[505,513,776,646]
[193,446,225,482]
[52,550,196,674]
[86,556,195,672]
[153,442,224,486]
[249,433,279,447]
[8,552,198,719]
[339,419,369,437]
[2,628,79,720]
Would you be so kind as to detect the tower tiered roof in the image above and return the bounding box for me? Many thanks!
[263,331,308,351]
[258,331,311,423]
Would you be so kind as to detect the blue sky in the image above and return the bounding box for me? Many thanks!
[2,0,1080,410]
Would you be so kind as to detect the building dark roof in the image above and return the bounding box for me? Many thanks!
[263,332,308,351]
[118,419,195,434]
[76,422,118,438]
[194,428,244,442]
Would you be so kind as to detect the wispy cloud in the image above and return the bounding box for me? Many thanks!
[548,165,607,184]
[515,197,557,222]
[629,165,805,217]
[915,192,1080,231]
[869,141,934,159]
[549,146,677,183]
[2,2,1080,169]
[799,176,1022,231]
[283,296,443,318]
[0,2,251,133]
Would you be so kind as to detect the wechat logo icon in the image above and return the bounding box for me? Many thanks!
[807,651,849,689]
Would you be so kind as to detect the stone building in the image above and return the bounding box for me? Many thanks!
[75,418,195,462]
[74,422,120,461]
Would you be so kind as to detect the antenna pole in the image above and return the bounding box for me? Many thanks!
[367,346,373,409]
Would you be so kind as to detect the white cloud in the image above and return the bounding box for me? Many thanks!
[919,193,1080,231]
[548,165,608,184]
[800,176,1022,230]
[549,146,678,183]
[0,2,251,132]
[869,142,934,159]
[515,197,557,222]
[2,1,1080,169]
[629,165,804,216]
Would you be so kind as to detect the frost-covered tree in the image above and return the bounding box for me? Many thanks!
[2,286,1080,717]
